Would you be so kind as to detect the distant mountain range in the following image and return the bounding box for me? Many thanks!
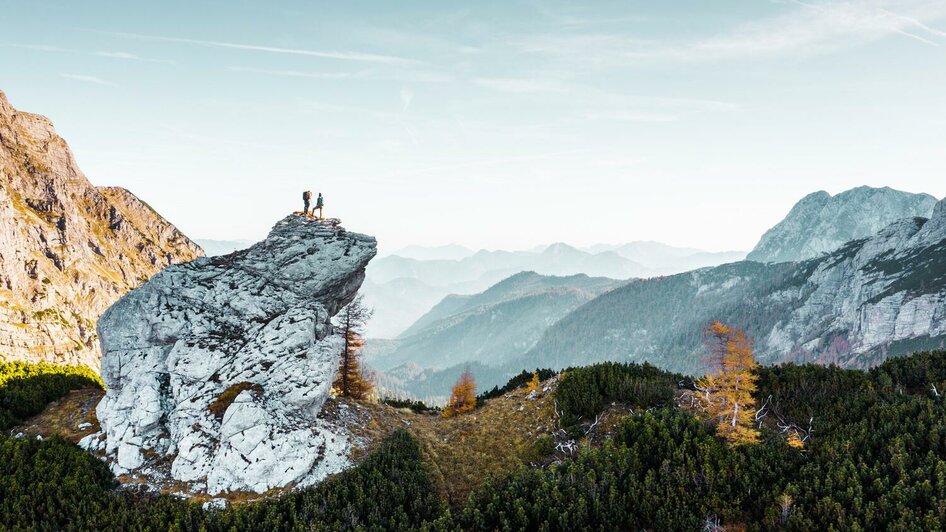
[371,272,623,372]
[372,186,946,399]
[522,197,946,373]
[747,186,936,263]
[364,241,744,337]
[387,244,475,261]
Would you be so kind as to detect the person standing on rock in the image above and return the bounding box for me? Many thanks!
[316,192,324,219]
[303,190,313,215]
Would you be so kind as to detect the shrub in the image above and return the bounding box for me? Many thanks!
[553,362,680,434]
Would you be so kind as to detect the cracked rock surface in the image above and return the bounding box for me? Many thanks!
[82,215,376,495]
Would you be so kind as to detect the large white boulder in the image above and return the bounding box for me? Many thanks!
[82,215,376,495]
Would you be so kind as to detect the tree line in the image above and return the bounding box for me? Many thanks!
[5,338,946,528]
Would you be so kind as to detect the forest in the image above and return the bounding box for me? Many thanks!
[4,351,946,530]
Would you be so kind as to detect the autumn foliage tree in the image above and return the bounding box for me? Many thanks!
[697,321,761,445]
[526,371,541,395]
[334,295,373,399]
[443,369,477,418]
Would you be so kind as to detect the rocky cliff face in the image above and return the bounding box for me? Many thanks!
[747,186,936,263]
[524,197,946,373]
[0,90,202,368]
[82,215,377,496]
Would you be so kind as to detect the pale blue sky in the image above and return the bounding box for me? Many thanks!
[2,0,945,252]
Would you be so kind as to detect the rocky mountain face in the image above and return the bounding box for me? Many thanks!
[747,186,936,263]
[523,198,946,374]
[81,215,377,496]
[0,90,202,369]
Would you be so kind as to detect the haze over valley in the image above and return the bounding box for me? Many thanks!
[4,1,946,529]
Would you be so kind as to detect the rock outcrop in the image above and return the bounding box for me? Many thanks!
[747,186,936,263]
[0,90,202,368]
[524,196,946,373]
[83,215,376,495]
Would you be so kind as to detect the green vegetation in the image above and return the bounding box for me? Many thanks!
[0,361,102,430]
[553,361,681,434]
[6,354,946,529]
[380,396,440,414]
[476,367,557,404]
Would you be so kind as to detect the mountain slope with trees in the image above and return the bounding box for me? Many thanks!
[7,350,946,529]
[524,199,946,374]
[369,273,622,398]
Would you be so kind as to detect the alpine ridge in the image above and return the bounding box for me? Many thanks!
[747,186,936,263]
[524,198,946,373]
[0,90,202,368]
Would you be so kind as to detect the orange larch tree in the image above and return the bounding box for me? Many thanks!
[697,322,761,445]
[443,368,477,418]
[526,371,541,395]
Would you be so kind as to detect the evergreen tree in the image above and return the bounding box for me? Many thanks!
[334,294,373,399]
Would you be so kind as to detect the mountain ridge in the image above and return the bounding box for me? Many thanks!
[747,186,937,263]
[522,200,946,373]
[0,90,202,368]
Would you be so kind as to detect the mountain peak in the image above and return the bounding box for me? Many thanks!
[0,90,202,368]
[747,186,937,263]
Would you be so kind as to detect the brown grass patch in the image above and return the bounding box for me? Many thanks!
[208,382,263,419]
[13,387,103,443]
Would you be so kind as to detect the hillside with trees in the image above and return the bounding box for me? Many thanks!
[523,204,946,374]
[7,347,946,529]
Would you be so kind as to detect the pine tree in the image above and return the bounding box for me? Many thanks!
[697,323,761,445]
[334,295,374,399]
[443,369,477,418]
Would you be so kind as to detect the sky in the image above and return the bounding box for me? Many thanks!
[2,0,945,254]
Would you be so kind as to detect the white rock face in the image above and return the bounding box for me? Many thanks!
[747,186,936,264]
[83,215,376,495]
[760,206,946,363]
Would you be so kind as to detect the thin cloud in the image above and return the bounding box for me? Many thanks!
[582,110,678,123]
[227,66,354,80]
[94,51,176,64]
[472,77,738,119]
[3,43,175,64]
[101,31,421,66]
[227,66,453,83]
[513,0,946,64]
[689,0,946,57]
[473,77,570,94]
[400,88,414,112]
[61,73,118,87]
